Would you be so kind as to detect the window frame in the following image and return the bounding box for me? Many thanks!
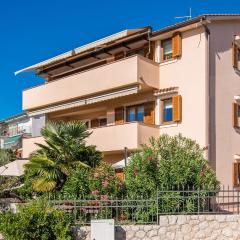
[161,38,173,62]
[126,103,145,123]
[161,97,174,124]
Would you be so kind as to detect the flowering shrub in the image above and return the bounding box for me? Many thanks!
[55,162,123,200]
[125,134,219,196]
[89,162,123,199]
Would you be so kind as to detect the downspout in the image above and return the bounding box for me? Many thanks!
[146,28,153,58]
[200,19,211,161]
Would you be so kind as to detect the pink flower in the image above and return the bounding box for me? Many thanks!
[102,180,109,188]
[147,156,153,161]
[100,195,109,201]
[91,190,100,196]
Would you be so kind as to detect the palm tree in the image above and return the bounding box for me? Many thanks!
[0,149,16,166]
[24,121,102,193]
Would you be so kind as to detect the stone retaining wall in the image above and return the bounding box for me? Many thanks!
[76,214,240,240]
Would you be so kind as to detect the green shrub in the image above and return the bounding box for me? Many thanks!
[89,162,123,199]
[124,134,219,216]
[56,162,123,200]
[0,199,73,240]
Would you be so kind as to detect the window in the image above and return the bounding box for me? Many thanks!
[233,42,240,70]
[126,104,144,122]
[233,162,240,187]
[161,95,182,124]
[233,102,240,128]
[90,117,107,128]
[162,39,173,61]
[99,118,107,127]
[163,99,173,122]
[161,33,182,62]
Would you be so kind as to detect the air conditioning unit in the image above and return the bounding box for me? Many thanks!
[91,219,114,240]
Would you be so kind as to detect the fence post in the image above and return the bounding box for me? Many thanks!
[197,188,200,215]
[238,189,240,215]
[156,188,159,225]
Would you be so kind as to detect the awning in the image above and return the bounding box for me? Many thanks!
[154,86,179,96]
[3,135,22,149]
[112,157,130,170]
[15,28,150,75]
[28,86,139,116]
[0,160,28,176]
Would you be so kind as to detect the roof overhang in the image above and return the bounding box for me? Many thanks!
[15,27,151,75]
[27,86,140,116]
[151,14,240,41]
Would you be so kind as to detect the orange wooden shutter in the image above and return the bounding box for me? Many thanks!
[115,107,124,125]
[233,102,239,128]
[115,169,124,181]
[160,100,164,124]
[233,162,239,187]
[172,95,182,122]
[232,42,238,68]
[91,119,99,128]
[144,101,155,124]
[172,32,182,58]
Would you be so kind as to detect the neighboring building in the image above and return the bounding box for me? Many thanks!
[16,14,240,187]
[0,113,32,157]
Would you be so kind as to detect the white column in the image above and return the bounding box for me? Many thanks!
[155,40,161,63]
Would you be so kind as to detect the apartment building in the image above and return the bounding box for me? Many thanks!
[16,14,240,187]
[0,113,32,157]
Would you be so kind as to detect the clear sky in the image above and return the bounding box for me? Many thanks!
[0,0,239,120]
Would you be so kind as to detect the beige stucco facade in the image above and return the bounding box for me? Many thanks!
[19,15,240,187]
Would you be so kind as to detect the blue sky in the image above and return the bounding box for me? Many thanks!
[0,0,239,120]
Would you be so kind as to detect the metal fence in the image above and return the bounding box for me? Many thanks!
[50,187,240,225]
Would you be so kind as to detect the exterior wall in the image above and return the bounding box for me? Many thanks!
[209,21,240,187]
[159,27,208,149]
[22,136,45,158]
[76,214,240,240]
[22,55,159,111]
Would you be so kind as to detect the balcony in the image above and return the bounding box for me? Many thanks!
[22,122,160,158]
[23,55,159,111]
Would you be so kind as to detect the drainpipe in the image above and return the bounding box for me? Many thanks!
[200,20,210,161]
[146,28,153,59]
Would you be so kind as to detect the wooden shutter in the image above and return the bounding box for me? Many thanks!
[115,107,124,125]
[172,32,182,58]
[160,100,164,124]
[172,95,182,122]
[91,119,99,128]
[115,169,124,181]
[144,101,155,124]
[232,42,238,68]
[233,162,239,187]
[233,102,239,128]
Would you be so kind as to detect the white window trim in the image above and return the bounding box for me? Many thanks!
[160,58,178,66]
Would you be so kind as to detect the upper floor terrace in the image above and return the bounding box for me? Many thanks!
[22,55,159,111]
